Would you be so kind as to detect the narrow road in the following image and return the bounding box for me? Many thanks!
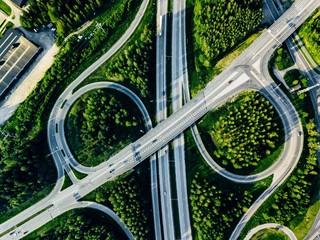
[244,223,297,240]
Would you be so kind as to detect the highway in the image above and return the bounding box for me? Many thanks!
[1,0,319,239]
[153,0,171,238]
[156,0,175,239]
[171,0,192,239]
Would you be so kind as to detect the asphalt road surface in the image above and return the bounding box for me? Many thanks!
[1,0,319,239]
[171,0,192,239]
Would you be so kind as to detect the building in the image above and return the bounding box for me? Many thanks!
[290,83,301,92]
[0,28,39,97]
[10,0,25,7]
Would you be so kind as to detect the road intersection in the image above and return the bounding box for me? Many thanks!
[1,0,320,239]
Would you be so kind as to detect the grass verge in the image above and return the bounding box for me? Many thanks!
[72,169,87,180]
[0,0,11,16]
[61,173,73,191]
[251,228,290,240]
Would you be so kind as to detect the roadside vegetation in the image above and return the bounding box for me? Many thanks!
[0,0,145,223]
[78,5,156,102]
[21,0,123,41]
[251,228,290,240]
[283,69,308,89]
[84,161,154,239]
[24,209,127,240]
[273,46,294,71]
[187,0,263,94]
[240,52,319,239]
[0,21,14,38]
[60,173,72,191]
[198,91,283,175]
[66,89,144,167]
[298,9,320,65]
[185,130,272,239]
[0,0,11,16]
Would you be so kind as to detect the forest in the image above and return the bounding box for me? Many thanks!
[193,0,262,72]
[67,89,143,166]
[199,91,283,174]
[25,209,126,240]
[103,25,155,98]
[21,0,112,38]
[86,162,154,239]
[185,130,270,239]
[0,0,143,221]
[190,173,254,239]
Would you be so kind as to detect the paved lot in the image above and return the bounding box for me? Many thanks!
[0,29,58,125]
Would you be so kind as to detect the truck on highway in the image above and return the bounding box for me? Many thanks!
[158,15,162,36]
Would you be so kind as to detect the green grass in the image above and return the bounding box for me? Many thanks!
[251,228,290,240]
[190,30,263,96]
[185,1,264,97]
[298,9,320,66]
[72,169,87,180]
[251,144,284,174]
[291,175,320,239]
[0,0,11,16]
[214,31,264,72]
[0,21,14,38]
[61,173,73,191]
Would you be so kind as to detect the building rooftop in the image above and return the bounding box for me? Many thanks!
[10,0,24,7]
[0,28,39,97]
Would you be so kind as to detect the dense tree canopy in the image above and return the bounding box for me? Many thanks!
[27,209,125,240]
[21,0,112,37]
[193,0,262,70]
[104,25,155,98]
[200,91,283,173]
[190,173,258,239]
[90,165,154,239]
[67,89,143,166]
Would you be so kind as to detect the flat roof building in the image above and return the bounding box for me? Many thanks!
[10,0,25,7]
[0,28,39,97]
